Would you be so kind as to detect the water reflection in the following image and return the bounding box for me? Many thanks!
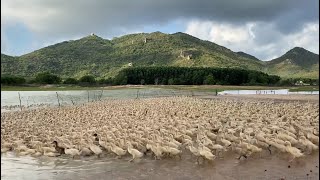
[2,151,319,180]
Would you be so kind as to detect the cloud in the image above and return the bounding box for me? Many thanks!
[186,21,254,46]
[2,0,318,37]
[288,23,319,53]
[185,20,319,60]
[1,0,318,58]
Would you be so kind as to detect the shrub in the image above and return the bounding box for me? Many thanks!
[35,72,61,84]
[79,75,96,84]
[63,78,78,84]
[1,76,26,85]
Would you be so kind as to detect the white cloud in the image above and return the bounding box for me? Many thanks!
[288,23,319,54]
[1,0,317,36]
[210,24,253,44]
[186,21,257,52]
[185,20,319,60]
[1,0,318,58]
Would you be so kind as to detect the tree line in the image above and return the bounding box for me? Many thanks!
[1,67,318,86]
[114,67,281,85]
[1,72,107,86]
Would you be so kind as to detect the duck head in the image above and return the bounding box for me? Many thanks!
[93,133,99,141]
[52,140,58,147]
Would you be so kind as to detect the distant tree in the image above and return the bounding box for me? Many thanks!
[154,78,159,85]
[248,72,257,85]
[104,78,113,85]
[203,74,215,85]
[79,75,96,84]
[113,72,127,85]
[160,78,167,85]
[35,72,61,84]
[27,78,37,84]
[268,75,281,85]
[63,78,78,84]
[173,78,182,85]
[192,72,203,85]
[140,79,145,85]
[178,74,187,84]
[97,78,105,84]
[168,78,174,85]
[1,76,26,85]
[114,67,281,86]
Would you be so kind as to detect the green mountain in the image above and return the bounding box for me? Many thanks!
[1,32,319,79]
[265,47,319,78]
[236,51,260,61]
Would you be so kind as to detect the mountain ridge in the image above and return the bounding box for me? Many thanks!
[265,47,319,78]
[1,32,319,79]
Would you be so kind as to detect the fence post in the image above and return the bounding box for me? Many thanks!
[99,90,103,101]
[71,98,75,105]
[56,92,60,107]
[18,92,22,111]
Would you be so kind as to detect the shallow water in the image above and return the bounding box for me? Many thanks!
[1,89,199,111]
[0,89,164,107]
[2,151,319,180]
[2,88,318,112]
[218,89,319,95]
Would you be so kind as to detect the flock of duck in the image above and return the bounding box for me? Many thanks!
[1,96,319,164]
[2,103,49,111]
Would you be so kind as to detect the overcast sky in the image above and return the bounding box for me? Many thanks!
[1,0,319,60]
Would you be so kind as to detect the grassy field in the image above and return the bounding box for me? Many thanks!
[1,84,319,92]
[287,86,320,92]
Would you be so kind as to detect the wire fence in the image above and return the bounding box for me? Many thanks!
[1,89,218,111]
